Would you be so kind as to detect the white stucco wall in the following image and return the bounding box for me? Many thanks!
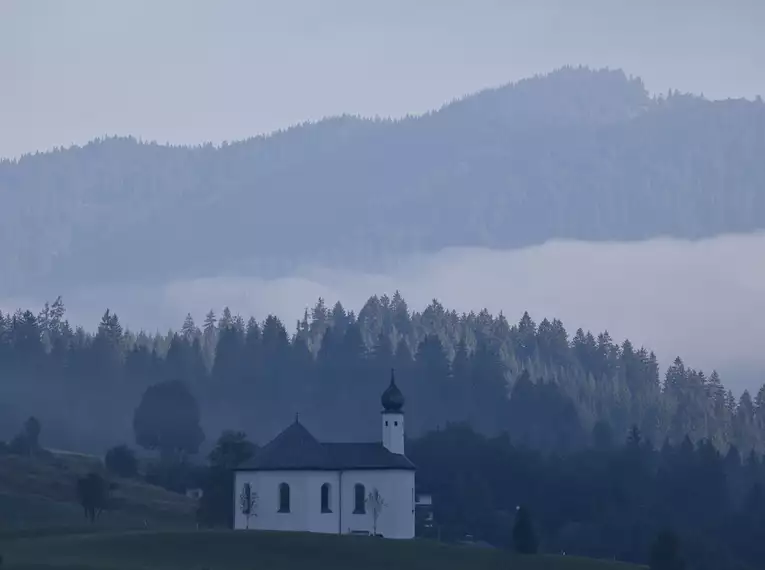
[340,469,415,539]
[234,470,341,534]
[234,469,415,539]
[382,412,405,455]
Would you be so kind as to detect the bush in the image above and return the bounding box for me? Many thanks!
[8,433,31,456]
[105,444,138,478]
[7,416,43,456]
[650,530,685,570]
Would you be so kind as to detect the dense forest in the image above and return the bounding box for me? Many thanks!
[2,67,765,294]
[409,424,765,570]
[1,293,764,456]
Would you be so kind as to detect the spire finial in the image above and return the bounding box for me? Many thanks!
[382,368,404,412]
[295,412,300,424]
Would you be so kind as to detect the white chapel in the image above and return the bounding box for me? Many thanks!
[233,370,416,539]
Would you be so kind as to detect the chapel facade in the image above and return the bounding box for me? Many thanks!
[233,371,416,539]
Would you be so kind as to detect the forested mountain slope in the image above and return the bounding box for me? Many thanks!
[1,66,764,293]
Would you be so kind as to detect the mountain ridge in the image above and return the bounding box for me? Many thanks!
[2,66,764,294]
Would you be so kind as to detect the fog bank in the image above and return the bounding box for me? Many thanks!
[3,233,765,394]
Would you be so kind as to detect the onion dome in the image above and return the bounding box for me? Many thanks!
[381,368,405,412]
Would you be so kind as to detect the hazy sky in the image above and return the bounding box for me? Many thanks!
[2,0,764,158]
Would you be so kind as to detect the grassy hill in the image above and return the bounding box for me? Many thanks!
[0,451,195,531]
[0,529,645,570]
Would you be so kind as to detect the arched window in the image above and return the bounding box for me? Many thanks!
[354,483,366,514]
[278,482,290,513]
[321,483,332,513]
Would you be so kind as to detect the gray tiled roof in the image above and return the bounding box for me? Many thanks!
[236,421,415,471]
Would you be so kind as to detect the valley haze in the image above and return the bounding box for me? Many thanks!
[4,232,765,395]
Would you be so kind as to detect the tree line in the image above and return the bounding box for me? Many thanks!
[1,294,763,455]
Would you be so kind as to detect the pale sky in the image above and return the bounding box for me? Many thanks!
[2,0,764,158]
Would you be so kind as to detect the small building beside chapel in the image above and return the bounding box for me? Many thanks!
[233,371,416,539]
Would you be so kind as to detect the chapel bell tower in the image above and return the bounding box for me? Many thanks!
[381,368,405,455]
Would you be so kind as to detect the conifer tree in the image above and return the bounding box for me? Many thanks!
[512,506,538,554]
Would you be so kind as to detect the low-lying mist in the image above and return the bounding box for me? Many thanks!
[4,233,765,394]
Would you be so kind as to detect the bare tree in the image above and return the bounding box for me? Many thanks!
[366,488,387,536]
[239,483,258,529]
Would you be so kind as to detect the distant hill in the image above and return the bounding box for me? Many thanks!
[0,529,644,570]
[2,66,764,294]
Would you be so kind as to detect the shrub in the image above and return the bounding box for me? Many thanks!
[105,444,138,478]
[650,530,686,570]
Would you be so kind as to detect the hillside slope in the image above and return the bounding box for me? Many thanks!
[2,66,764,293]
[0,529,644,570]
[0,452,195,531]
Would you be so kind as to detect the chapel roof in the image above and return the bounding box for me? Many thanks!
[236,420,415,472]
